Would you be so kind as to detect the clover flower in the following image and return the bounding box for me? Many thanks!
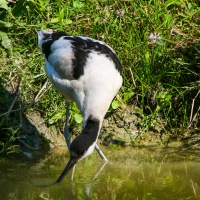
[149,32,162,43]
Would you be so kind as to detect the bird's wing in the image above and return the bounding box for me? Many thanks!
[38,31,122,79]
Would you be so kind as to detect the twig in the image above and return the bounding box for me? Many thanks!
[9,72,15,92]
[189,90,200,122]
[6,80,21,118]
[34,80,50,102]
[0,80,49,118]
[188,89,200,128]
[17,139,41,150]
[188,106,200,129]
[129,68,136,87]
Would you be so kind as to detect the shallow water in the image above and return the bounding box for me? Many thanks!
[0,146,200,200]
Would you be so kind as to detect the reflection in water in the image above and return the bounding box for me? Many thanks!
[0,146,200,200]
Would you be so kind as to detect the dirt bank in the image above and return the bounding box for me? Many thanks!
[24,105,200,152]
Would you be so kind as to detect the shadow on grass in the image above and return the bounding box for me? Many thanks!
[0,77,50,157]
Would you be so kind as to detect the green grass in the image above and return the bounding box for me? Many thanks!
[0,0,199,154]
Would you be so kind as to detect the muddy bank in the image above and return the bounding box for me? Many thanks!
[24,106,200,153]
[1,80,199,157]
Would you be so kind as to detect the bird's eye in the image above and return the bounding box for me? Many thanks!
[70,150,85,159]
[71,151,78,158]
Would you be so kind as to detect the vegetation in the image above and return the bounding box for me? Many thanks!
[0,0,199,155]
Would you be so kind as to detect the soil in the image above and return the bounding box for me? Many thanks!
[1,80,199,155]
[24,105,200,152]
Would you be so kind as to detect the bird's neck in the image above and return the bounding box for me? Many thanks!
[82,115,101,144]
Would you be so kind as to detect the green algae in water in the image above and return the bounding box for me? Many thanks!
[0,146,200,200]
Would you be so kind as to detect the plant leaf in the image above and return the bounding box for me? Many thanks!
[111,100,121,110]
[50,17,59,23]
[0,0,9,10]
[0,20,13,28]
[64,19,72,25]
[124,91,133,102]
[48,111,65,124]
[74,114,83,123]
[0,31,12,50]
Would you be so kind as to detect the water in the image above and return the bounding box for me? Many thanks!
[0,146,200,200]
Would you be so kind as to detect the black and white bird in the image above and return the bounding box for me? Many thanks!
[37,30,123,183]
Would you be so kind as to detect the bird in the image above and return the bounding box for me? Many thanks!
[37,30,123,183]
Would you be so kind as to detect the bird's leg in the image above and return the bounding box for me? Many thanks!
[92,160,108,181]
[63,102,76,181]
[70,164,76,181]
[85,161,108,197]
[64,102,71,151]
[95,144,109,162]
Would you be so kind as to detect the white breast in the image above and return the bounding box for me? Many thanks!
[79,52,123,120]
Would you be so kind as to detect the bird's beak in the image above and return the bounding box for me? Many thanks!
[55,157,77,183]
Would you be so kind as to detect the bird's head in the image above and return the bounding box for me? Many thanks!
[38,30,67,49]
[55,116,99,183]
[37,30,52,49]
